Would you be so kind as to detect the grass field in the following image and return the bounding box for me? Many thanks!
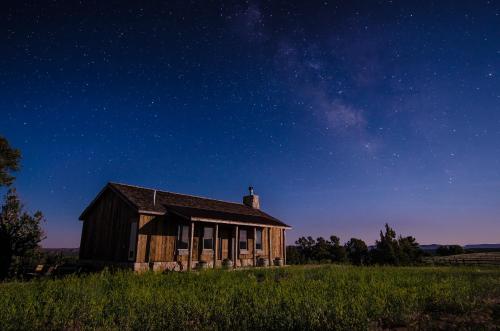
[1,265,499,330]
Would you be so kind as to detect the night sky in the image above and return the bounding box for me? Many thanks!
[1,1,499,248]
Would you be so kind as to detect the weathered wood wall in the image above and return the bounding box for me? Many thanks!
[136,214,177,263]
[218,226,231,260]
[135,215,284,264]
[270,227,283,260]
[79,188,138,262]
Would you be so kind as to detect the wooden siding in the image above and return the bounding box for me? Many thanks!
[135,215,285,264]
[79,188,138,262]
[218,226,232,260]
[136,214,177,263]
[271,227,283,259]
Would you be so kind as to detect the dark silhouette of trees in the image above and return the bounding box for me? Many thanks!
[0,189,45,278]
[314,237,332,262]
[289,235,347,264]
[370,223,424,265]
[288,224,424,266]
[436,245,464,256]
[397,235,423,265]
[0,136,21,187]
[370,223,399,265]
[296,236,316,262]
[0,136,45,279]
[345,238,369,265]
[329,235,347,262]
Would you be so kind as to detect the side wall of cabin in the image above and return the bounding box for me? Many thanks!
[79,189,138,262]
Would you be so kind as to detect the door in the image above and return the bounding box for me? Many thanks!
[219,227,231,260]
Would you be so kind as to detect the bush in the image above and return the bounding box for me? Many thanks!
[436,245,465,256]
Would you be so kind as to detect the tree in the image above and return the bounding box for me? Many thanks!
[285,245,303,265]
[370,224,424,266]
[293,235,347,264]
[436,245,464,256]
[371,223,399,265]
[314,237,332,262]
[296,236,316,262]
[0,189,45,279]
[397,235,423,265]
[345,238,369,265]
[329,235,347,262]
[0,136,21,187]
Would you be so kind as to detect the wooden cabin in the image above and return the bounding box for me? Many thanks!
[79,183,291,271]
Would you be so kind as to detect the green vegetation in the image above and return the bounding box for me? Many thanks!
[1,265,499,330]
[436,245,465,256]
[0,188,46,279]
[289,223,424,266]
[0,136,45,280]
[0,135,21,187]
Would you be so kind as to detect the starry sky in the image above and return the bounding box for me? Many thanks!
[1,1,499,248]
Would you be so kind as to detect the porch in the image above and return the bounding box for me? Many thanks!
[178,221,287,271]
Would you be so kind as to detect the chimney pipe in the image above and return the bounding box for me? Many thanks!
[153,190,157,206]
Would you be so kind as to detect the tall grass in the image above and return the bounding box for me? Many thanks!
[0,265,499,330]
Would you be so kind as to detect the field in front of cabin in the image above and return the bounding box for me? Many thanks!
[1,265,499,330]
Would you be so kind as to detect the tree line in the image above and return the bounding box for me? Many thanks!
[0,136,45,279]
[287,223,425,266]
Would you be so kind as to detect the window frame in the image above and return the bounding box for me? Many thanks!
[239,228,248,252]
[255,228,263,252]
[202,226,214,251]
[177,224,190,253]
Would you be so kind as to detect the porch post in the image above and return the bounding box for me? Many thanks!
[231,227,235,263]
[188,221,194,271]
[234,225,239,268]
[283,229,287,266]
[268,227,272,265]
[253,227,257,266]
[213,224,218,269]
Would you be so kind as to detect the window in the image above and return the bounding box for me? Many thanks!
[177,224,189,250]
[239,229,247,251]
[203,226,214,250]
[255,228,263,251]
[128,222,137,261]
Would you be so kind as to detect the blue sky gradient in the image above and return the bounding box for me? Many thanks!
[1,1,499,247]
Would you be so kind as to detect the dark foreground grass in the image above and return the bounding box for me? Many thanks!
[1,265,499,330]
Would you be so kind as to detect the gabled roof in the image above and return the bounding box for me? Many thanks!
[79,182,291,228]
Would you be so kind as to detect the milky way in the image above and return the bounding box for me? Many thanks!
[0,1,499,247]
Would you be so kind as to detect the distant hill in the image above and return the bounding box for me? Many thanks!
[419,244,442,251]
[419,244,500,250]
[464,244,500,249]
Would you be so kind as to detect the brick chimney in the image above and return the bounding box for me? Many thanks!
[243,186,260,209]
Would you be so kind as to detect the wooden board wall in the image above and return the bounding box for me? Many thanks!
[79,188,138,262]
[271,227,283,259]
[136,214,177,263]
[135,216,284,263]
